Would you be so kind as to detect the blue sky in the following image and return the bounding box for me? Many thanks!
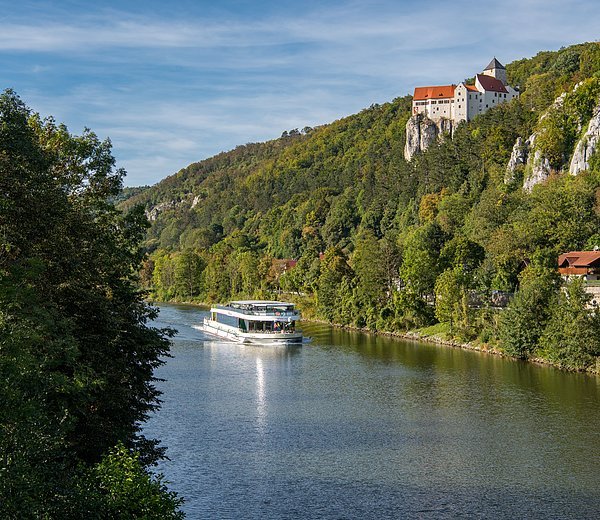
[1,0,599,186]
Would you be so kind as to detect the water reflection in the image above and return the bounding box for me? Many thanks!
[145,304,600,519]
[255,357,266,433]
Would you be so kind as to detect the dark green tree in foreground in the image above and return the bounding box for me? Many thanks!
[0,90,183,517]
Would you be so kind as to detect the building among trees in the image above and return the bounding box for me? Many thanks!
[411,58,519,123]
[558,250,600,306]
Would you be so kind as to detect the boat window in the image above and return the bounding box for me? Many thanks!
[215,313,239,328]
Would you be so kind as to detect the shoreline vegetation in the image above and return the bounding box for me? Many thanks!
[151,297,600,376]
[130,42,600,380]
[5,41,600,519]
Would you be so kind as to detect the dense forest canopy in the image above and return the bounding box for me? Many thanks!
[123,42,600,372]
[0,90,183,517]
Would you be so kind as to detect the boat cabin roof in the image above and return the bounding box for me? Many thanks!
[213,300,300,319]
[228,300,294,308]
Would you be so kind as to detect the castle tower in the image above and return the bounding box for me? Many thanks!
[483,57,507,85]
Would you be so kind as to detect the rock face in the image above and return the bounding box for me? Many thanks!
[569,102,600,175]
[145,193,202,221]
[507,130,554,192]
[404,114,453,161]
[505,136,529,184]
[506,93,571,192]
[437,118,453,140]
[523,133,553,192]
[145,201,177,221]
[521,94,569,192]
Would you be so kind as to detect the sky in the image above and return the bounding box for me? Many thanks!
[1,0,599,186]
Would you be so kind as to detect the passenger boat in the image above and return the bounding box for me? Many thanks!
[199,300,303,345]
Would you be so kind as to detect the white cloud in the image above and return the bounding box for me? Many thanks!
[5,0,600,185]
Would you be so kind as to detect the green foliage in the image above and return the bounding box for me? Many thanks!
[316,247,352,321]
[539,278,600,370]
[399,222,446,297]
[122,43,600,371]
[174,250,205,300]
[92,444,184,519]
[434,268,467,330]
[509,43,600,111]
[0,90,182,516]
[534,77,600,170]
[351,231,389,328]
[498,266,559,358]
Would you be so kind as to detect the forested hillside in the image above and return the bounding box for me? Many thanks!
[125,42,600,372]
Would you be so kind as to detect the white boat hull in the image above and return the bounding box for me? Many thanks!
[198,318,303,345]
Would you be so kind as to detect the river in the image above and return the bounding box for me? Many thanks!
[144,303,600,519]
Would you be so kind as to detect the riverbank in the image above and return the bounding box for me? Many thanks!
[151,297,599,376]
[146,303,600,519]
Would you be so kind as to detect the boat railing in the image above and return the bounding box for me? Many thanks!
[248,329,299,334]
[214,304,300,316]
[204,317,300,334]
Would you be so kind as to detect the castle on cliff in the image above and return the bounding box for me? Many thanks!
[411,58,519,123]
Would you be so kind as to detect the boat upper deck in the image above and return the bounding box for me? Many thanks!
[214,300,299,317]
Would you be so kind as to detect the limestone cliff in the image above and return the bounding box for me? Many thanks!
[145,201,178,221]
[522,133,553,192]
[505,136,529,184]
[404,114,453,161]
[144,194,201,221]
[569,102,600,175]
[511,83,600,191]
[506,93,567,192]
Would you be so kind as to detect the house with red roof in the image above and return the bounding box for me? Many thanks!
[558,251,600,280]
[411,58,519,124]
[558,250,600,306]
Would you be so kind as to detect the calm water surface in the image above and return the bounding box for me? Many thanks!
[144,303,600,519]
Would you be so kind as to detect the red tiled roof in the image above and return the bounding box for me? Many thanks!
[413,85,456,100]
[476,74,508,93]
[465,84,479,92]
[558,251,600,268]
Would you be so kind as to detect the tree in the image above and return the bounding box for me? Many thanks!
[539,278,600,370]
[0,90,181,516]
[399,222,446,298]
[317,247,352,321]
[498,266,558,358]
[174,250,205,300]
[92,444,184,519]
[321,188,359,247]
[352,231,389,328]
[153,250,177,300]
[434,267,469,334]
